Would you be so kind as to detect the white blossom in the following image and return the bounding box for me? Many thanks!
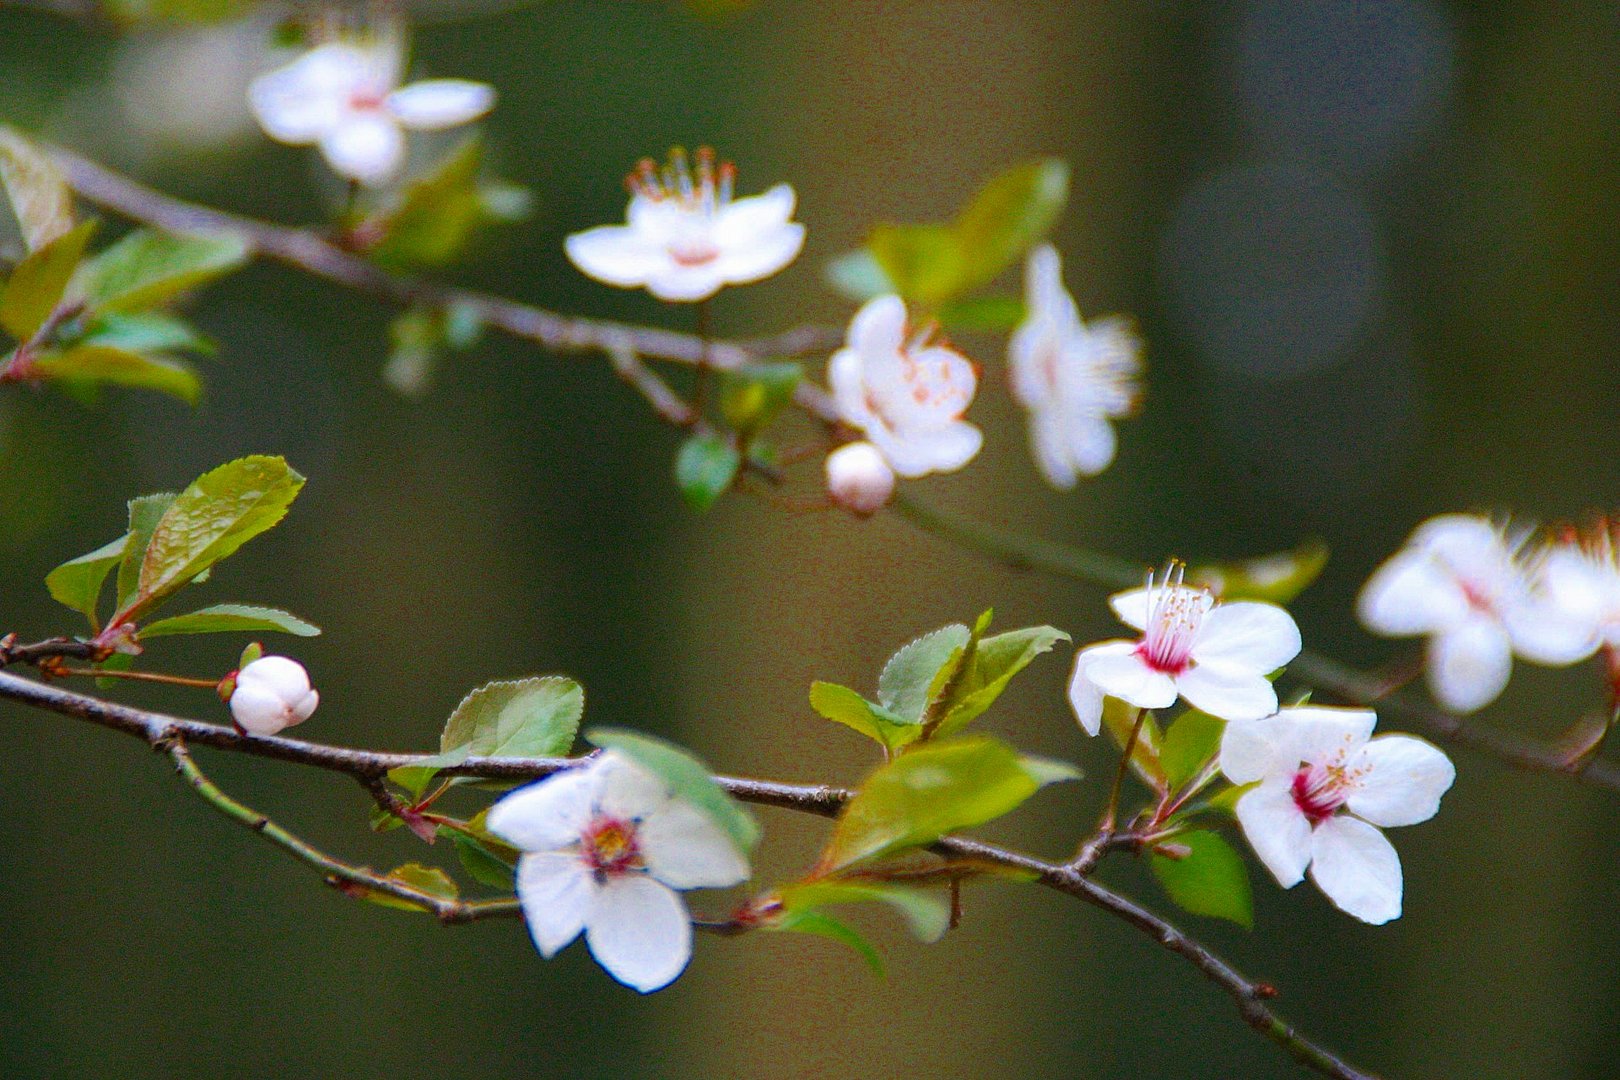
[229,655,319,736]
[825,440,895,516]
[249,31,495,186]
[828,294,982,478]
[1008,244,1142,488]
[1221,705,1455,925]
[485,752,749,993]
[1357,514,1596,713]
[1525,522,1620,657]
[564,148,805,302]
[1068,562,1301,734]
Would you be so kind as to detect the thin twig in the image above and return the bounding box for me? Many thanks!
[46,147,844,423]
[0,663,1373,1079]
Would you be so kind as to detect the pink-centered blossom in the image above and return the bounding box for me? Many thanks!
[1221,705,1455,925]
[565,148,805,302]
[1357,514,1595,713]
[1068,562,1301,734]
[485,752,750,993]
[828,294,982,479]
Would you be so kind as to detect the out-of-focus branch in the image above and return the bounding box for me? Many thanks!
[46,147,844,424]
[0,659,1373,1080]
[890,494,1620,794]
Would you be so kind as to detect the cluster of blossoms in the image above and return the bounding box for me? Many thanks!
[1069,565,1456,924]
[1358,514,1614,713]
[249,24,495,185]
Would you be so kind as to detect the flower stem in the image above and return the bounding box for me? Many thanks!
[692,296,714,425]
[1100,707,1147,834]
[51,665,220,689]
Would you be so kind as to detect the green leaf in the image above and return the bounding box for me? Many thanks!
[1,220,95,340]
[823,248,893,302]
[809,680,921,752]
[719,361,802,437]
[0,127,73,252]
[115,493,176,614]
[446,828,517,890]
[1149,830,1253,929]
[439,677,583,759]
[771,909,884,976]
[1191,540,1330,605]
[1101,695,1167,794]
[868,222,964,309]
[94,651,135,690]
[674,433,740,512]
[586,727,760,856]
[822,735,1070,872]
[876,623,971,724]
[363,863,460,911]
[78,228,250,313]
[1160,711,1227,792]
[1206,781,1254,817]
[366,138,520,271]
[138,603,320,640]
[938,294,1027,333]
[778,880,951,943]
[950,158,1070,296]
[45,534,125,631]
[935,624,1070,737]
[115,456,304,625]
[33,345,201,405]
[78,310,215,355]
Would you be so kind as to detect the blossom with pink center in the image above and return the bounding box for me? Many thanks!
[1008,244,1142,488]
[1067,563,1301,735]
[1220,705,1455,925]
[565,148,805,302]
[249,28,495,186]
[828,294,983,478]
[485,751,750,993]
[1357,514,1596,713]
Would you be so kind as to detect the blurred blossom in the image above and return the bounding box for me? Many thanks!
[1160,162,1387,379]
[1008,244,1142,489]
[828,294,982,478]
[565,147,804,302]
[824,441,895,516]
[1221,705,1455,925]
[249,27,495,186]
[1531,523,1620,655]
[1235,0,1455,175]
[1358,514,1597,713]
[1068,562,1302,734]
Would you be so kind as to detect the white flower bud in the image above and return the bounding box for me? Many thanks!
[229,655,319,736]
[825,441,895,516]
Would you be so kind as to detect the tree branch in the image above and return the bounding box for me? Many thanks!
[0,663,1372,1079]
[891,494,1620,795]
[45,146,844,423]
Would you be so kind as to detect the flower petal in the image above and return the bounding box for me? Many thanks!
[1286,705,1377,765]
[1235,781,1312,888]
[1308,815,1403,924]
[1028,409,1078,490]
[848,294,907,356]
[1346,735,1455,827]
[485,767,598,852]
[1065,413,1117,478]
[564,225,670,289]
[1066,641,1135,735]
[514,852,593,957]
[712,222,805,287]
[1174,662,1278,722]
[1505,598,1599,666]
[1190,601,1301,674]
[1357,549,1469,635]
[640,800,750,889]
[585,875,693,993]
[643,265,728,303]
[1108,587,1153,632]
[1082,649,1180,712]
[248,44,364,144]
[595,754,670,822]
[318,114,404,185]
[385,79,495,129]
[713,184,798,247]
[1427,615,1512,713]
[1219,714,1285,785]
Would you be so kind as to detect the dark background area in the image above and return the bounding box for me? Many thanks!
[2,2,1618,1076]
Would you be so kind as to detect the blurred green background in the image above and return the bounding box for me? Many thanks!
[2,1,1619,1076]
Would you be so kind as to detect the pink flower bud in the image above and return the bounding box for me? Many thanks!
[229,655,319,736]
[825,441,895,516]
